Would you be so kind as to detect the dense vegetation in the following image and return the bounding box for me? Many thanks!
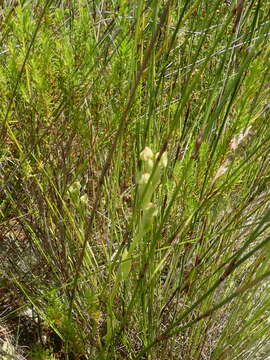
[0,0,270,359]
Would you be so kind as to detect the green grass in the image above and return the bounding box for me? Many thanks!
[0,0,270,359]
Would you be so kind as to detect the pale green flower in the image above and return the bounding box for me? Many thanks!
[155,151,168,168]
[80,194,88,205]
[140,147,154,162]
[68,181,81,195]
[137,172,150,185]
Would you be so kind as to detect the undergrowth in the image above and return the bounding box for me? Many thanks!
[0,0,270,359]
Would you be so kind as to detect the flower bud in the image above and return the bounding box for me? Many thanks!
[141,202,158,231]
[80,193,88,205]
[155,152,168,168]
[140,147,154,162]
[137,172,150,185]
[68,181,81,194]
[145,159,154,172]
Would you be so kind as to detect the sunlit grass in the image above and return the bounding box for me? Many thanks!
[0,0,270,359]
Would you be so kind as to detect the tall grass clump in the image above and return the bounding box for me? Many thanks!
[0,0,270,358]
